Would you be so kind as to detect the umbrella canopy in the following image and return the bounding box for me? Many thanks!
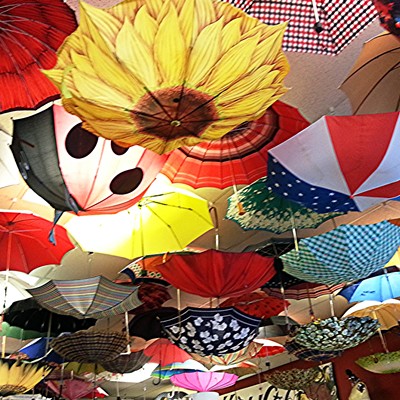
[267,112,400,213]
[340,33,400,115]
[11,105,166,216]
[132,282,171,314]
[219,292,289,319]
[43,0,289,154]
[14,337,65,365]
[46,379,99,400]
[0,0,77,113]
[151,360,208,380]
[65,189,214,259]
[342,299,400,330]
[0,210,74,273]
[338,266,400,302]
[0,131,20,189]
[225,177,342,234]
[143,338,192,366]
[1,297,96,340]
[246,238,295,257]
[50,331,127,363]
[281,221,400,285]
[235,0,378,55]
[27,276,141,319]
[170,371,238,391]
[356,350,400,374]
[155,391,187,400]
[161,307,261,356]
[161,101,309,188]
[264,367,321,391]
[101,350,151,374]
[372,0,400,36]
[156,249,275,298]
[284,339,342,363]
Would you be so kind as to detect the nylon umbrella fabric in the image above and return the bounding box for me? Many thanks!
[170,371,238,391]
[11,104,166,216]
[281,221,400,286]
[230,0,378,55]
[27,276,141,319]
[131,282,171,314]
[0,0,77,113]
[225,177,342,234]
[161,307,261,356]
[372,0,400,36]
[0,210,74,273]
[340,33,400,115]
[45,379,99,400]
[101,350,151,374]
[161,101,309,188]
[151,360,208,380]
[65,189,214,259]
[267,112,400,213]
[156,249,275,298]
[143,338,192,366]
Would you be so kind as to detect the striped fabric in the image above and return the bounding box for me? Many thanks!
[28,276,142,319]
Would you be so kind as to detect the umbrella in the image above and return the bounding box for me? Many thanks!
[280,221,400,285]
[27,276,141,319]
[225,177,342,234]
[50,331,127,363]
[0,358,52,396]
[46,379,99,400]
[160,101,309,188]
[101,350,151,374]
[0,210,74,273]
[284,339,342,363]
[155,392,187,400]
[161,307,261,356]
[14,337,65,365]
[151,360,208,380]
[11,105,167,216]
[356,350,400,374]
[219,292,289,320]
[342,299,400,330]
[340,32,400,115]
[263,367,321,391]
[1,297,96,340]
[131,282,171,314]
[0,131,20,189]
[143,338,192,367]
[235,0,378,55]
[245,238,295,256]
[170,371,238,391]
[267,112,400,213]
[338,266,400,302]
[372,0,400,36]
[43,0,289,155]
[0,0,77,113]
[293,316,380,351]
[65,189,214,259]
[253,338,286,358]
[156,249,275,298]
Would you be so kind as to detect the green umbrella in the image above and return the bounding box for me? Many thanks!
[225,177,342,234]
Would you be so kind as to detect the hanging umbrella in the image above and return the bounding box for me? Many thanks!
[43,0,289,155]
[60,362,109,381]
[0,0,77,113]
[0,358,52,396]
[293,316,380,351]
[245,238,295,256]
[338,266,400,302]
[234,0,378,55]
[281,221,400,285]
[226,178,342,234]
[372,0,400,36]
[101,350,151,374]
[46,378,99,400]
[161,101,309,188]
[0,210,74,273]
[143,338,192,367]
[340,32,400,115]
[11,105,167,216]
[253,339,286,358]
[65,189,214,259]
[161,307,261,356]
[267,112,400,213]
[284,339,342,363]
[356,350,400,374]
[1,297,96,340]
[342,299,400,330]
[132,282,171,314]
[219,292,289,320]
[156,249,275,298]
[27,276,141,319]
[155,392,187,400]
[14,337,65,365]
[50,331,127,363]
[151,360,208,380]
[0,131,20,189]
[263,367,322,391]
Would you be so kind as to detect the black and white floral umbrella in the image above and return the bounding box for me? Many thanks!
[161,307,261,356]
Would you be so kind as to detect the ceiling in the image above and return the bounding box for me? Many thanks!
[0,2,395,399]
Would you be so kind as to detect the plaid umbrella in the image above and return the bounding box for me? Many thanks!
[27,276,141,319]
[161,307,261,356]
[101,350,151,374]
[281,221,400,285]
[231,0,378,55]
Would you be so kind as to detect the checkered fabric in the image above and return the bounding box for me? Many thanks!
[228,0,378,55]
[281,221,400,285]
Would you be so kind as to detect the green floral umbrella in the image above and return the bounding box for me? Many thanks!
[225,177,343,234]
[356,350,400,374]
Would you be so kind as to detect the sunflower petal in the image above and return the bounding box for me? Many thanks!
[133,5,158,47]
[221,18,242,53]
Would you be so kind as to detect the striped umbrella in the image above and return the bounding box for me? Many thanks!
[27,276,141,319]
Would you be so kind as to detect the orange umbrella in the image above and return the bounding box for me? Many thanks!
[143,338,192,366]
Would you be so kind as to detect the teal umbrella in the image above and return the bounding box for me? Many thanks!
[281,221,400,285]
[225,177,342,234]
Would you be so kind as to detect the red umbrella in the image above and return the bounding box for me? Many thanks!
[161,101,309,189]
[0,211,74,273]
[131,282,172,314]
[156,250,275,298]
[220,292,289,320]
[46,379,99,400]
[0,0,77,113]
[143,338,192,367]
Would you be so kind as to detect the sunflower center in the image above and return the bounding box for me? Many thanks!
[132,86,218,140]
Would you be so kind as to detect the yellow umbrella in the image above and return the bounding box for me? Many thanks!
[43,0,289,154]
[66,189,214,259]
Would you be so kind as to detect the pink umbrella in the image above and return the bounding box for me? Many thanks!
[46,379,100,400]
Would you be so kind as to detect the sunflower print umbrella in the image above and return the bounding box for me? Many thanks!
[43,0,289,154]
